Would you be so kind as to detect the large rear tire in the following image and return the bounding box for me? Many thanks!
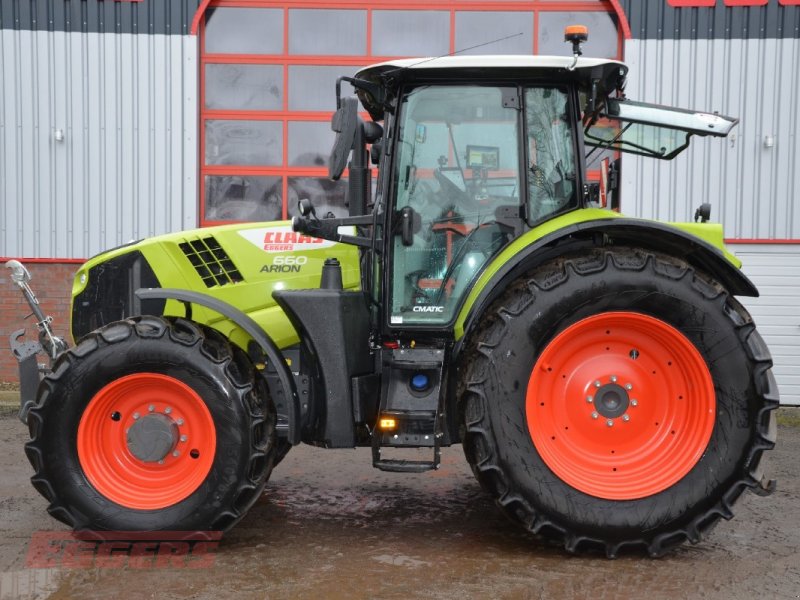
[460,248,778,556]
[25,316,277,532]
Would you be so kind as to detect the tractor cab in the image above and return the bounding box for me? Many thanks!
[295,53,737,332]
[358,57,610,327]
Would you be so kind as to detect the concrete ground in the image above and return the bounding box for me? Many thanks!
[0,398,798,600]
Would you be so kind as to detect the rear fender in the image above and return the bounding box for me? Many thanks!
[454,217,757,355]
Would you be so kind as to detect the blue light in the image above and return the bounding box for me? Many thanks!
[410,373,429,391]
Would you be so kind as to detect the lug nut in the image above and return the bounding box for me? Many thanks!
[594,380,602,388]
[591,412,599,419]
[610,375,618,383]
[158,460,164,465]
[176,418,184,426]
[622,414,630,422]
[172,451,180,457]
[631,399,638,407]
[625,383,633,391]
[133,412,140,420]
[586,396,594,403]
[165,407,172,414]
[148,405,154,412]
[606,419,614,427]
[180,435,187,443]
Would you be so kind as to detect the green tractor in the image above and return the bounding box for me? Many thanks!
[7,30,778,557]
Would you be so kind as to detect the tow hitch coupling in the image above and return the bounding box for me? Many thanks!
[5,260,69,423]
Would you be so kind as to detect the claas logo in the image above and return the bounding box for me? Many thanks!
[262,231,323,252]
[238,226,335,254]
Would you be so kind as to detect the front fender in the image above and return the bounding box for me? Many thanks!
[136,288,302,445]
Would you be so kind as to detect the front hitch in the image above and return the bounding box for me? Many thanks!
[5,260,70,423]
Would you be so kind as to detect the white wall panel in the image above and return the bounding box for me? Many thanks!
[622,38,800,240]
[732,244,800,406]
[0,30,198,259]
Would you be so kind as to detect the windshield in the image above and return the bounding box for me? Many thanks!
[389,84,576,326]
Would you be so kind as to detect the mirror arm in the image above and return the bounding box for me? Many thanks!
[347,119,371,216]
[292,214,375,249]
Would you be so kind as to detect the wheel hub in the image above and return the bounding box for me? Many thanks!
[593,383,630,419]
[78,373,216,509]
[126,413,178,462]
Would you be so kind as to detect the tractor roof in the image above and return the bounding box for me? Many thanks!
[354,55,628,120]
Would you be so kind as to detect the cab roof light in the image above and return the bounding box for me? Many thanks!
[564,25,589,42]
[565,25,589,72]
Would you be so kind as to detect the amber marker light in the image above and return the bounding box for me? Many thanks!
[379,417,397,430]
[564,25,589,42]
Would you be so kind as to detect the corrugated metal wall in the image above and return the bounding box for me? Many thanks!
[0,29,198,259]
[621,38,800,239]
[0,0,201,36]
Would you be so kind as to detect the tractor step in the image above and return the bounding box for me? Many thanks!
[371,346,446,473]
[371,411,442,472]
[372,452,441,473]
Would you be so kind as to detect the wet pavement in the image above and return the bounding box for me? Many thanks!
[1,411,799,600]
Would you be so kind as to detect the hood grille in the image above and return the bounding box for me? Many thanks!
[179,236,243,287]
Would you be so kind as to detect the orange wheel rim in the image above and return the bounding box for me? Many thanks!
[77,373,216,510]
[527,312,715,500]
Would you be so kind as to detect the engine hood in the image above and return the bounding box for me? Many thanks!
[71,220,361,347]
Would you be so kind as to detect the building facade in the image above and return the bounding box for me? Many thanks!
[0,0,798,403]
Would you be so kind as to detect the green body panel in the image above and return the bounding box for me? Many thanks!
[453,207,740,339]
[71,211,739,348]
[71,221,361,351]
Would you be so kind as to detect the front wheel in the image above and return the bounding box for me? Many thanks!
[25,316,276,532]
[460,248,778,556]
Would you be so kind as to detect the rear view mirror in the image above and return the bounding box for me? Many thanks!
[329,97,359,180]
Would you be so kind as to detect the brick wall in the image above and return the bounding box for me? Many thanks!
[0,263,80,383]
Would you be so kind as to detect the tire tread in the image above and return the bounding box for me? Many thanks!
[459,248,778,557]
[25,316,276,532]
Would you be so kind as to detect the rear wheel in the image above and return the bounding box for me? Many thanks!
[25,316,276,531]
[460,248,778,556]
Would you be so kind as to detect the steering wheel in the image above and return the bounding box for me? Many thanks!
[432,222,492,306]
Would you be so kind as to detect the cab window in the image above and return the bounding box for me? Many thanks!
[525,87,577,223]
